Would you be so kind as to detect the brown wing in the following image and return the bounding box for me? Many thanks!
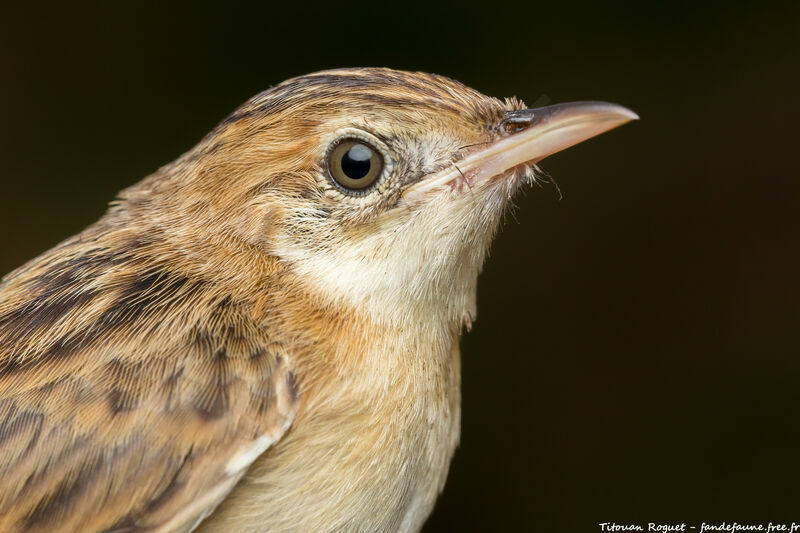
[0,243,298,533]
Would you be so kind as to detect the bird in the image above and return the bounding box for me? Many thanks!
[0,68,636,532]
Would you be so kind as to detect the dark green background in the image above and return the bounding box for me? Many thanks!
[2,2,799,531]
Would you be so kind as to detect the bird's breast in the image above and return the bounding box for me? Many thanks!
[198,311,463,533]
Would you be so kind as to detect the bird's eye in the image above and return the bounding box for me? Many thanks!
[327,139,384,192]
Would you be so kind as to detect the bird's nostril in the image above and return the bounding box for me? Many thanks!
[501,120,530,133]
[499,109,537,134]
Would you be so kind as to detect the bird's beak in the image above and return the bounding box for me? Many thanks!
[402,102,638,202]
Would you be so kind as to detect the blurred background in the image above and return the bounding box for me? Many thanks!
[2,1,799,530]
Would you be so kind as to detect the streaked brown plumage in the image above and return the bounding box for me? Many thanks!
[0,68,635,532]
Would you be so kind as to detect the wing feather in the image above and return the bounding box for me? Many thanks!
[0,243,298,532]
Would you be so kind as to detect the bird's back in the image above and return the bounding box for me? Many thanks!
[0,222,299,532]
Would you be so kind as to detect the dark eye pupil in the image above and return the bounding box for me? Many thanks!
[341,144,372,179]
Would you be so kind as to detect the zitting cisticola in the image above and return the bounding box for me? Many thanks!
[0,68,635,532]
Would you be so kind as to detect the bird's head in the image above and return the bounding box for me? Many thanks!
[120,68,635,331]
